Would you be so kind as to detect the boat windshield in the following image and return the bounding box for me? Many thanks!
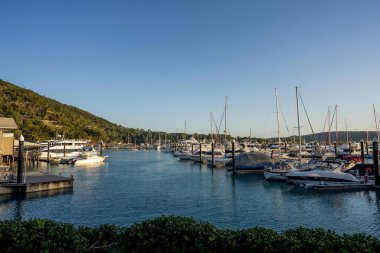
[314,161,342,171]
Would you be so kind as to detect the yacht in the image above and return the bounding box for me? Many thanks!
[39,140,88,159]
[286,161,360,185]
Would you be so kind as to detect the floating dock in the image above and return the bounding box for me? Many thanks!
[0,172,74,195]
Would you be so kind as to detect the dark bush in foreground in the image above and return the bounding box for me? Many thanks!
[0,216,379,252]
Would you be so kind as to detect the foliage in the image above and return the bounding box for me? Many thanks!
[0,216,379,252]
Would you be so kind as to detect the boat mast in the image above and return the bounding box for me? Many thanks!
[328,106,331,145]
[224,96,228,142]
[373,104,379,141]
[335,105,338,143]
[210,112,213,143]
[296,86,302,162]
[275,88,281,153]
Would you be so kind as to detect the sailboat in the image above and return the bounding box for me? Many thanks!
[264,88,295,181]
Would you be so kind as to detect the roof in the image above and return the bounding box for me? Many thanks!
[0,117,18,129]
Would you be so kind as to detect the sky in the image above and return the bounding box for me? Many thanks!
[1,0,380,138]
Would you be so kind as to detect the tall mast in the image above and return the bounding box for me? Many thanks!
[296,87,302,161]
[328,106,331,145]
[224,96,228,142]
[373,104,379,141]
[335,105,338,143]
[210,112,213,142]
[275,88,281,153]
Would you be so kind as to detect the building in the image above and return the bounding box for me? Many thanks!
[0,117,18,162]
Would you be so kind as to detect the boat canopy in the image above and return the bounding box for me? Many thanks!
[235,152,272,167]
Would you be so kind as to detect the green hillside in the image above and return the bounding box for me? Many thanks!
[0,79,152,142]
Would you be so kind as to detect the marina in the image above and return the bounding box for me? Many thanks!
[0,149,379,238]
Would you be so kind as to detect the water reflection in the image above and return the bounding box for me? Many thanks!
[0,188,73,220]
[0,150,379,238]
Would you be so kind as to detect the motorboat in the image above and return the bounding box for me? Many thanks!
[75,149,108,165]
[60,147,108,165]
[264,161,297,181]
[286,161,360,186]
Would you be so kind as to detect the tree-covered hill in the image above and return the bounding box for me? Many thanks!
[0,79,155,142]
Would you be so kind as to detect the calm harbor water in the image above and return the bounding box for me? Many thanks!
[1,149,380,237]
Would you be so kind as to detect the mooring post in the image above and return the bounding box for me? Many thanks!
[373,138,380,186]
[63,141,66,157]
[211,141,214,168]
[100,141,103,156]
[334,142,337,159]
[191,143,194,155]
[232,140,236,173]
[199,143,202,162]
[360,139,365,162]
[285,142,287,153]
[349,141,352,155]
[366,141,369,155]
[47,141,50,163]
[17,135,25,184]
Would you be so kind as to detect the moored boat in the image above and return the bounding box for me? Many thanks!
[264,161,297,181]
[286,161,360,186]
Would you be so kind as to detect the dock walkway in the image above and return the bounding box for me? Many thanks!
[0,172,74,195]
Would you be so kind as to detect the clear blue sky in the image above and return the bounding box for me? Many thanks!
[1,1,380,138]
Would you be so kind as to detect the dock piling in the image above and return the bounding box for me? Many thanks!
[211,141,214,168]
[17,135,25,184]
[47,141,50,163]
[232,140,236,173]
[199,143,202,163]
[360,140,365,161]
[373,138,380,186]
[349,141,352,155]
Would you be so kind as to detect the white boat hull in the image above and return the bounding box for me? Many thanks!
[75,156,107,165]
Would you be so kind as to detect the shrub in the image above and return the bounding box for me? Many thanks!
[0,217,379,253]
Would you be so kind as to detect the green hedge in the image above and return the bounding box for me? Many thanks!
[0,216,379,252]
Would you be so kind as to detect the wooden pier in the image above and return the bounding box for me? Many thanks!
[0,172,74,195]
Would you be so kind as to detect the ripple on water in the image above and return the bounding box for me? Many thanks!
[0,150,379,238]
